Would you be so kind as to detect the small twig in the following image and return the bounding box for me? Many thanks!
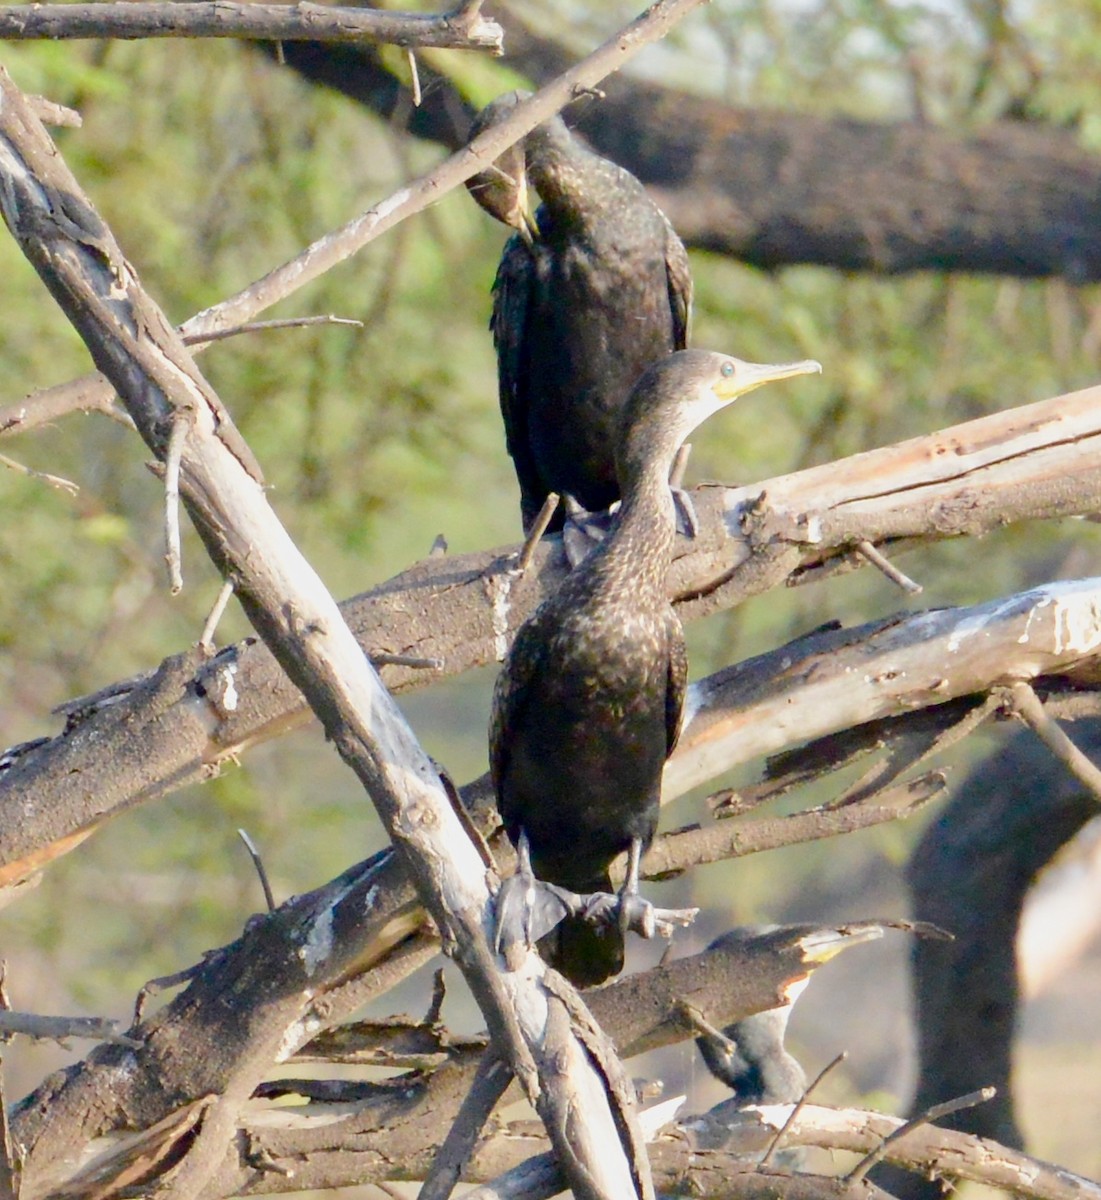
[425,968,447,1026]
[238,828,276,912]
[133,963,204,1024]
[164,411,188,594]
[429,533,448,556]
[373,1184,406,1200]
[0,965,15,1200]
[1005,681,1101,805]
[759,1050,847,1169]
[26,93,81,127]
[675,999,736,1051]
[0,451,78,495]
[0,1010,141,1048]
[180,314,362,346]
[515,492,560,575]
[199,579,235,654]
[245,1135,295,1177]
[855,539,922,594]
[407,48,422,106]
[669,442,691,490]
[845,1086,996,1184]
[371,652,442,670]
[420,1051,511,1200]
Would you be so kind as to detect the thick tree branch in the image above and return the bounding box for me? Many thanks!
[678,1102,1100,1200]
[15,925,895,1198]
[0,61,670,1200]
[4,379,1101,886]
[0,2,505,48]
[272,6,1101,280]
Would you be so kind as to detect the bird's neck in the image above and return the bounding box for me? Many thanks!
[526,120,621,227]
[596,465,678,596]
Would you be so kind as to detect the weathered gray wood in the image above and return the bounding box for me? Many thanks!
[0,1,503,48]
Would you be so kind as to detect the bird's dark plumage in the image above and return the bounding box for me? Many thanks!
[468,91,692,531]
[697,924,892,1107]
[490,353,820,985]
[698,1006,807,1106]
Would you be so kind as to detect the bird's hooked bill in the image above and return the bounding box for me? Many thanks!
[713,356,822,400]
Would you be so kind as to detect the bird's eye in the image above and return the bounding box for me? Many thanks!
[721,361,735,377]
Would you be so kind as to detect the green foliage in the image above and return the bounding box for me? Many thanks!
[2,5,1101,1085]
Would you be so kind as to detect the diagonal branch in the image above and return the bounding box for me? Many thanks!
[0,59,669,1200]
[4,385,1101,888]
[0,0,707,441]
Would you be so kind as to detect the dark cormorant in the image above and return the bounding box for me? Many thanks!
[490,351,820,985]
[699,1006,808,1107]
[693,924,890,1167]
[465,93,537,247]
[467,91,693,533]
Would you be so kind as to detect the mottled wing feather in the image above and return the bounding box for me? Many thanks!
[664,614,689,757]
[663,215,693,350]
[490,233,545,526]
[488,614,545,813]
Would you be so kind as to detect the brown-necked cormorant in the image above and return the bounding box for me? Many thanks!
[490,351,821,986]
[467,91,693,534]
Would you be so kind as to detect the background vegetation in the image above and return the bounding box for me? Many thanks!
[2,0,1100,1183]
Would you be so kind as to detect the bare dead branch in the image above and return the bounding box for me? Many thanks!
[0,2,505,50]
[407,47,422,105]
[0,1011,139,1047]
[845,1087,996,1184]
[180,314,363,345]
[236,828,276,913]
[759,1051,848,1169]
[371,652,442,669]
[420,1052,511,1200]
[198,578,234,653]
[25,94,81,127]
[644,773,945,882]
[855,539,922,594]
[0,378,132,439]
[516,492,560,575]
[0,0,707,441]
[675,1101,1099,1200]
[667,573,1101,801]
[0,451,78,494]
[1005,680,1101,805]
[163,411,187,595]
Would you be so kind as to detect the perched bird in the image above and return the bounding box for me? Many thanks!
[465,94,537,247]
[692,923,915,1167]
[694,925,890,1107]
[466,90,693,534]
[490,351,820,986]
[699,1006,808,1108]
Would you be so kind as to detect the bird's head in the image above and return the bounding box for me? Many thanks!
[465,91,539,245]
[617,349,822,486]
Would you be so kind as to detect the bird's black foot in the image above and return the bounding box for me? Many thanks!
[494,832,577,969]
[562,495,615,568]
[580,890,698,941]
[672,485,699,539]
